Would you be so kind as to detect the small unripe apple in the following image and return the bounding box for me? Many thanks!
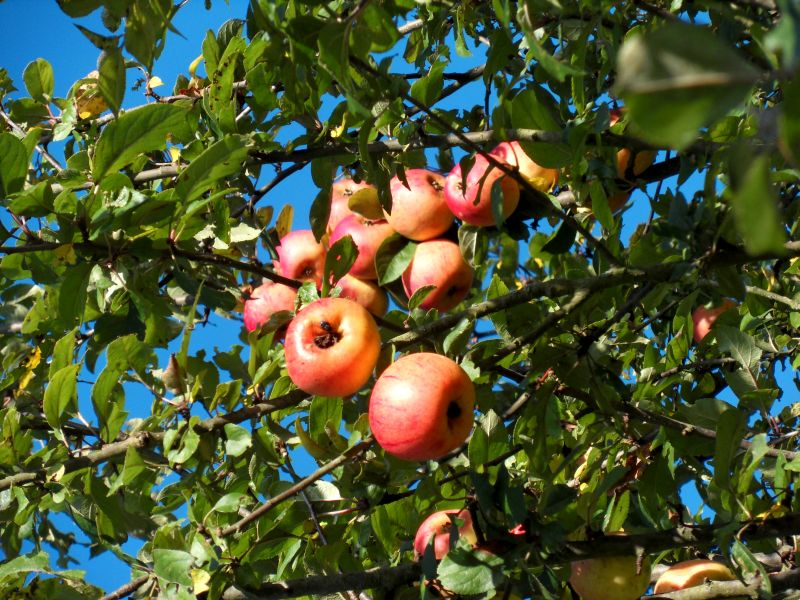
[329,214,395,280]
[386,169,453,241]
[413,509,478,560]
[653,559,739,595]
[328,179,375,233]
[369,353,475,461]
[284,297,380,397]
[274,230,326,287]
[489,141,559,193]
[401,239,473,312]
[569,554,652,600]
[336,274,388,316]
[243,281,298,333]
[692,300,736,343]
[444,153,520,226]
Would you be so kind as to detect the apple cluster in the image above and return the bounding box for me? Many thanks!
[242,143,557,463]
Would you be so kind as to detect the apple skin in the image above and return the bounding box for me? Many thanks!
[489,141,559,193]
[653,559,738,595]
[444,153,520,226]
[401,239,473,312]
[369,352,475,461]
[243,281,298,333]
[610,108,656,180]
[329,214,396,280]
[328,179,375,234]
[386,169,453,241]
[275,230,326,287]
[569,555,652,600]
[413,509,478,560]
[284,297,380,397]
[336,274,388,316]
[692,300,736,343]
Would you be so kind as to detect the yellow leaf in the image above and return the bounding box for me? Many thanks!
[188,54,204,77]
[16,347,42,394]
[191,569,210,595]
[54,244,77,265]
[148,75,164,89]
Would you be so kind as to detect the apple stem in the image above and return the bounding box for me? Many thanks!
[447,401,461,419]
[314,320,341,348]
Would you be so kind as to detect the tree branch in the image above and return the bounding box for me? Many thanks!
[98,575,151,600]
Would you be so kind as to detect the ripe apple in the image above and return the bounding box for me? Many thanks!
[413,509,478,560]
[610,108,656,180]
[569,554,652,600]
[489,141,559,193]
[369,352,475,461]
[328,179,375,234]
[284,297,380,397]
[335,274,388,316]
[329,214,395,280]
[653,559,738,594]
[444,153,520,226]
[692,300,736,343]
[243,281,298,333]
[274,229,326,287]
[386,169,453,241]
[401,239,473,312]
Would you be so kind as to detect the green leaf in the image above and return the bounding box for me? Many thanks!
[175,135,250,203]
[153,549,194,587]
[324,235,359,296]
[713,408,746,489]
[124,0,171,71]
[57,0,103,17]
[224,423,252,457]
[0,132,29,196]
[347,187,383,220]
[716,325,762,370]
[410,59,446,107]
[616,23,759,149]
[730,154,788,256]
[43,364,81,428]
[437,547,502,595]
[98,46,126,115]
[92,103,192,180]
[58,262,92,325]
[0,551,52,582]
[23,58,54,103]
[375,234,416,286]
[541,222,577,254]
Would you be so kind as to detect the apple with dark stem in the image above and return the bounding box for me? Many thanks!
[444,153,520,226]
[274,229,326,287]
[401,239,473,312]
[386,168,453,241]
[284,297,380,397]
[369,352,475,461]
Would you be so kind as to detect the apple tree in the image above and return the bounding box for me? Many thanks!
[1,0,800,598]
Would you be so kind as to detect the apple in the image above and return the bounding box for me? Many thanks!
[692,300,736,343]
[274,229,326,287]
[444,153,520,226]
[243,280,298,333]
[569,554,652,600]
[386,169,453,241]
[369,352,475,461]
[335,274,388,316]
[401,239,473,312]
[653,559,738,595]
[489,141,559,193]
[328,179,375,234]
[329,214,396,280]
[610,108,656,180]
[284,297,380,397]
[413,509,478,560]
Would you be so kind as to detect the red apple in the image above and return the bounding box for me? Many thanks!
[692,300,736,343]
[274,230,326,287]
[610,108,656,180]
[444,153,520,226]
[328,179,375,233]
[369,352,475,461]
[413,509,478,560]
[386,169,453,241]
[243,281,298,333]
[284,297,380,397]
[653,559,738,595]
[489,141,559,193]
[401,239,473,312]
[329,214,395,280]
[570,555,652,600]
[336,274,388,317]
